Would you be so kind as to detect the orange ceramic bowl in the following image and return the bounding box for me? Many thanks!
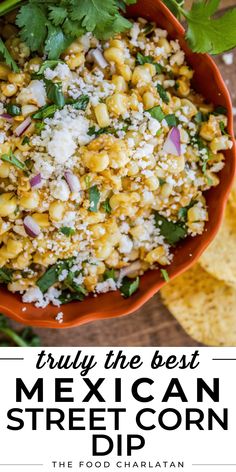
[0,0,235,328]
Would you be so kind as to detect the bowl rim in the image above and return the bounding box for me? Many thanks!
[0,0,235,329]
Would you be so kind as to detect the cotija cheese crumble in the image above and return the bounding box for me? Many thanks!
[0,17,232,307]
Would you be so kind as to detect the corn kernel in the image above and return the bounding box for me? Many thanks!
[94,103,110,127]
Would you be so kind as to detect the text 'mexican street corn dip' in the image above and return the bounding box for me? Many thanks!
[0,17,233,308]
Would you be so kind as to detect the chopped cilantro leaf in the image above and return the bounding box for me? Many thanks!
[88,125,115,137]
[89,185,100,212]
[156,83,169,104]
[60,227,76,237]
[102,197,112,213]
[36,258,76,293]
[103,268,117,281]
[213,105,227,116]
[155,212,187,246]
[160,269,169,282]
[35,59,64,76]
[59,291,85,304]
[0,267,13,284]
[194,111,209,123]
[165,114,178,126]
[120,276,139,297]
[32,104,58,120]
[6,104,21,116]
[147,106,165,122]
[136,52,164,74]
[219,121,228,135]
[1,149,26,171]
[22,136,30,145]
[178,200,198,222]
[45,79,65,108]
[67,95,89,110]
[0,38,19,72]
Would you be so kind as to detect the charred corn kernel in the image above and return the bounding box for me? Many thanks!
[66,53,85,70]
[181,99,198,118]
[6,238,23,257]
[90,223,106,239]
[109,142,129,168]
[0,161,11,178]
[177,78,190,97]
[0,193,18,217]
[106,93,128,116]
[104,47,124,65]
[1,82,18,97]
[145,246,169,265]
[112,75,128,92]
[145,176,160,190]
[142,91,156,109]
[26,57,42,73]
[94,103,110,127]
[132,65,152,85]
[158,38,171,54]
[19,191,39,210]
[200,116,219,141]
[179,66,194,79]
[188,206,207,222]
[32,213,50,228]
[21,104,38,116]
[0,63,11,80]
[94,242,113,260]
[116,64,132,82]
[109,39,124,49]
[84,150,109,172]
[161,183,173,198]
[165,155,185,174]
[210,136,233,153]
[84,275,98,291]
[8,72,26,86]
[49,201,65,222]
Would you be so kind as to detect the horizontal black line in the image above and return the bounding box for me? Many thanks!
[212,358,236,361]
[0,358,24,361]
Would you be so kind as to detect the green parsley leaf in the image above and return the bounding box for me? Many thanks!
[103,268,117,281]
[213,105,227,115]
[35,60,64,76]
[44,24,72,60]
[165,114,178,126]
[36,265,58,293]
[184,0,236,54]
[60,227,76,237]
[147,106,165,122]
[89,185,100,212]
[120,276,139,297]
[16,3,48,51]
[0,38,19,72]
[0,267,13,284]
[48,5,68,26]
[160,269,169,282]
[45,79,65,108]
[6,104,21,116]
[67,95,89,110]
[32,104,59,120]
[155,212,187,246]
[1,149,26,171]
[157,83,169,104]
[102,198,112,213]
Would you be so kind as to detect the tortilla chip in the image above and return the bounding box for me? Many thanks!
[199,203,236,286]
[229,179,236,210]
[160,264,236,346]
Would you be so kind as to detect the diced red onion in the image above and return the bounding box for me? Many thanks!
[30,173,42,189]
[64,171,81,192]
[23,216,41,238]
[14,116,31,137]
[0,113,13,123]
[118,260,142,286]
[163,127,181,156]
[89,49,108,69]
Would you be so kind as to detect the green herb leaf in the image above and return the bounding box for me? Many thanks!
[6,104,21,116]
[147,106,165,122]
[22,136,30,145]
[0,313,40,347]
[102,197,112,213]
[194,111,209,123]
[103,268,117,281]
[35,59,64,76]
[184,0,236,54]
[48,5,68,26]
[178,200,198,222]
[32,104,59,120]
[60,226,76,237]
[36,265,58,294]
[59,290,85,304]
[165,114,178,126]
[0,38,19,72]
[156,83,169,104]
[1,150,26,171]
[219,120,227,135]
[160,269,169,282]
[0,267,13,284]
[155,212,187,246]
[120,276,139,297]
[45,79,65,108]
[16,3,48,51]
[44,24,72,60]
[67,95,89,110]
[89,185,100,212]
[88,125,115,137]
[20,327,40,346]
[136,52,164,73]
[213,105,227,115]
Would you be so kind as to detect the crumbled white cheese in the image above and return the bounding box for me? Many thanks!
[222,53,234,65]
[50,179,70,201]
[55,311,64,323]
[47,129,77,163]
[95,278,117,293]
[44,63,72,81]
[119,235,133,254]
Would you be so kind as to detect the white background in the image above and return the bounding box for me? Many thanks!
[0,347,235,472]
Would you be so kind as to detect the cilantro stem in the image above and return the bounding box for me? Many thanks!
[0,327,28,347]
[0,0,23,16]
